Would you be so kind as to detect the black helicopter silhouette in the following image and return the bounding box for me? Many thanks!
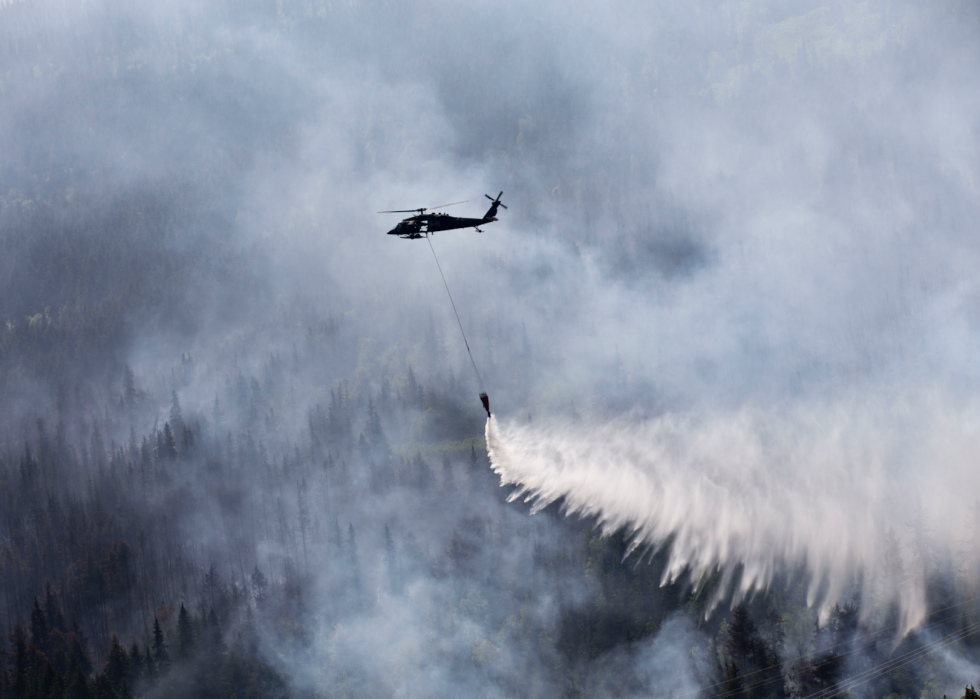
[380,192,507,239]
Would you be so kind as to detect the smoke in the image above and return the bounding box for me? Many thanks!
[487,390,980,630]
[592,613,705,699]
[2,0,980,695]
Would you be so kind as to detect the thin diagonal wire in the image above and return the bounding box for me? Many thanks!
[714,618,980,699]
[695,594,980,699]
[427,235,485,393]
[804,618,980,699]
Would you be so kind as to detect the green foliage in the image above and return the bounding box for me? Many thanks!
[103,635,129,696]
[176,604,196,662]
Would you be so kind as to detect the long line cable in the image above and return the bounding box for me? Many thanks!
[427,235,485,393]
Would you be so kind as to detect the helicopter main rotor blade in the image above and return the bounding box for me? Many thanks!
[426,200,467,211]
[379,201,467,214]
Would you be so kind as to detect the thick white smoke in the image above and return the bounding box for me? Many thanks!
[486,391,980,631]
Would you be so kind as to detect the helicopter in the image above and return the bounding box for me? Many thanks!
[380,192,507,239]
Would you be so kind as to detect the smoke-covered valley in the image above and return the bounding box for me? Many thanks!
[1,0,980,697]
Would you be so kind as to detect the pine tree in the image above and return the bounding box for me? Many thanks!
[727,604,757,669]
[39,662,64,699]
[9,624,28,699]
[212,395,224,445]
[92,673,116,699]
[406,365,422,408]
[90,424,106,468]
[126,642,143,689]
[152,618,169,675]
[69,622,93,676]
[330,519,344,560]
[380,373,391,411]
[206,607,223,656]
[440,453,452,491]
[298,483,311,572]
[103,635,129,695]
[159,423,177,460]
[250,566,268,606]
[65,661,93,699]
[722,658,745,699]
[447,529,463,578]
[175,603,195,662]
[416,452,432,490]
[202,564,224,613]
[363,398,388,456]
[348,523,363,601]
[348,523,358,567]
[142,644,156,681]
[383,525,399,594]
[30,597,51,657]
[123,365,137,406]
[181,424,195,452]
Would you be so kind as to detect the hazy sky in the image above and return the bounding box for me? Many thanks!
[3,0,980,691]
[4,0,978,413]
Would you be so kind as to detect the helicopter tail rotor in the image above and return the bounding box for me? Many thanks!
[484,191,508,209]
[483,191,507,219]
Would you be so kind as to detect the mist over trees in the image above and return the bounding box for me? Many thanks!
[2,0,980,697]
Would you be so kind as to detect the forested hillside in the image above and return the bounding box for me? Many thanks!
[6,316,980,699]
[3,0,980,697]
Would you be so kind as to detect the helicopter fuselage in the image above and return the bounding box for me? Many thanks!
[382,193,506,239]
[387,213,497,239]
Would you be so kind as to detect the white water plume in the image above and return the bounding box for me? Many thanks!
[486,392,980,631]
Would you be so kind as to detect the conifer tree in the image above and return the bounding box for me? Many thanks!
[43,583,66,633]
[726,604,757,669]
[151,618,169,675]
[722,658,745,699]
[348,523,358,566]
[9,624,28,699]
[406,365,421,408]
[250,566,268,606]
[123,365,137,406]
[383,525,399,594]
[206,607,223,655]
[159,423,177,460]
[175,603,195,661]
[126,642,143,689]
[92,673,115,699]
[440,453,452,491]
[103,635,129,695]
[30,597,51,657]
[142,644,156,681]
[39,662,64,699]
[69,623,94,676]
[65,661,93,699]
